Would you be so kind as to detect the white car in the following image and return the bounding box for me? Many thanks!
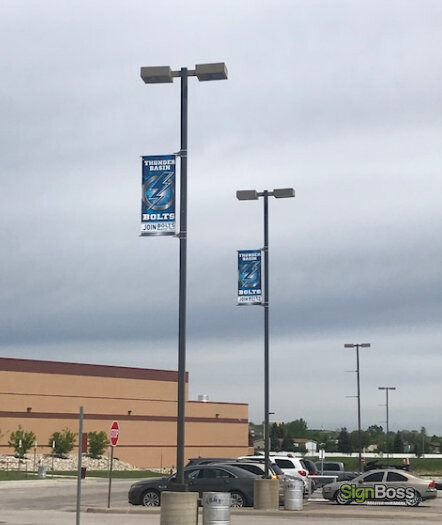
[237,454,310,493]
[270,454,314,494]
[269,454,309,478]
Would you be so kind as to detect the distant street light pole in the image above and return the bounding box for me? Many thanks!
[378,386,396,460]
[344,343,371,473]
[237,188,295,477]
[141,63,227,488]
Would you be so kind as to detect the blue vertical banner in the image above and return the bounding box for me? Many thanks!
[141,154,176,236]
[237,249,263,305]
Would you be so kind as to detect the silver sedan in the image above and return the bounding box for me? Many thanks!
[322,469,437,507]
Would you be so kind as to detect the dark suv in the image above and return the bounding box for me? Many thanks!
[185,457,235,467]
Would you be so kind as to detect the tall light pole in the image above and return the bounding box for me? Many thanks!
[237,188,295,477]
[344,342,371,473]
[141,63,227,488]
[378,386,396,460]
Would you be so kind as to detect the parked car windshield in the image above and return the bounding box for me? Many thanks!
[185,469,200,480]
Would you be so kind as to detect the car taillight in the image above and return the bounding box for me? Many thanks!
[428,480,435,488]
[298,470,307,476]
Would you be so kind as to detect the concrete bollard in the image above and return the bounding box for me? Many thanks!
[253,478,280,510]
[160,491,198,525]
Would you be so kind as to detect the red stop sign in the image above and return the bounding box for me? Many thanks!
[110,421,120,447]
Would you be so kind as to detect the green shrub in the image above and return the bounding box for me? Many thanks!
[49,428,76,456]
[8,427,36,458]
[88,431,110,458]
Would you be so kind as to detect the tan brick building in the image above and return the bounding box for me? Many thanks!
[0,357,250,468]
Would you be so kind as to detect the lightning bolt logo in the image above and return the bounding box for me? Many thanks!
[240,261,261,288]
[143,172,174,211]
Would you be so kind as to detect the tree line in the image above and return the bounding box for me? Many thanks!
[251,419,441,456]
[334,426,437,455]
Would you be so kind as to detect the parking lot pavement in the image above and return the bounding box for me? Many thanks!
[0,510,157,525]
[88,498,442,519]
[0,508,441,525]
[0,478,439,525]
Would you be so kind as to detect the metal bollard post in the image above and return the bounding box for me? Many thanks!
[284,478,304,510]
[203,492,231,525]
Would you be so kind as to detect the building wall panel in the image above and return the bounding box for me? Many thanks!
[0,358,250,468]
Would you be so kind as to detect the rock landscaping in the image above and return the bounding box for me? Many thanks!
[0,453,140,472]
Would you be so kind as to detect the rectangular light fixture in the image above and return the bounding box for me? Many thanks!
[273,188,295,199]
[236,190,259,200]
[195,63,228,81]
[140,66,173,84]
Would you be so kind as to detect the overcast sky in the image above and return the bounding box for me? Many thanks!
[1,1,441,436]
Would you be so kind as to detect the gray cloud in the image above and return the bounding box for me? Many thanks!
[1,0,441,434]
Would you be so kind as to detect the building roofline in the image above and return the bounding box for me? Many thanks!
[0,357,187,383]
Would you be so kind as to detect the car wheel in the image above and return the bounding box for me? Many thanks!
[141,489,161,506]
[230,491,246,507]
[405,490,422,507]
[334,490,352,505]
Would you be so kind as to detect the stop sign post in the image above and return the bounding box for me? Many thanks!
[108,421,119,508]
